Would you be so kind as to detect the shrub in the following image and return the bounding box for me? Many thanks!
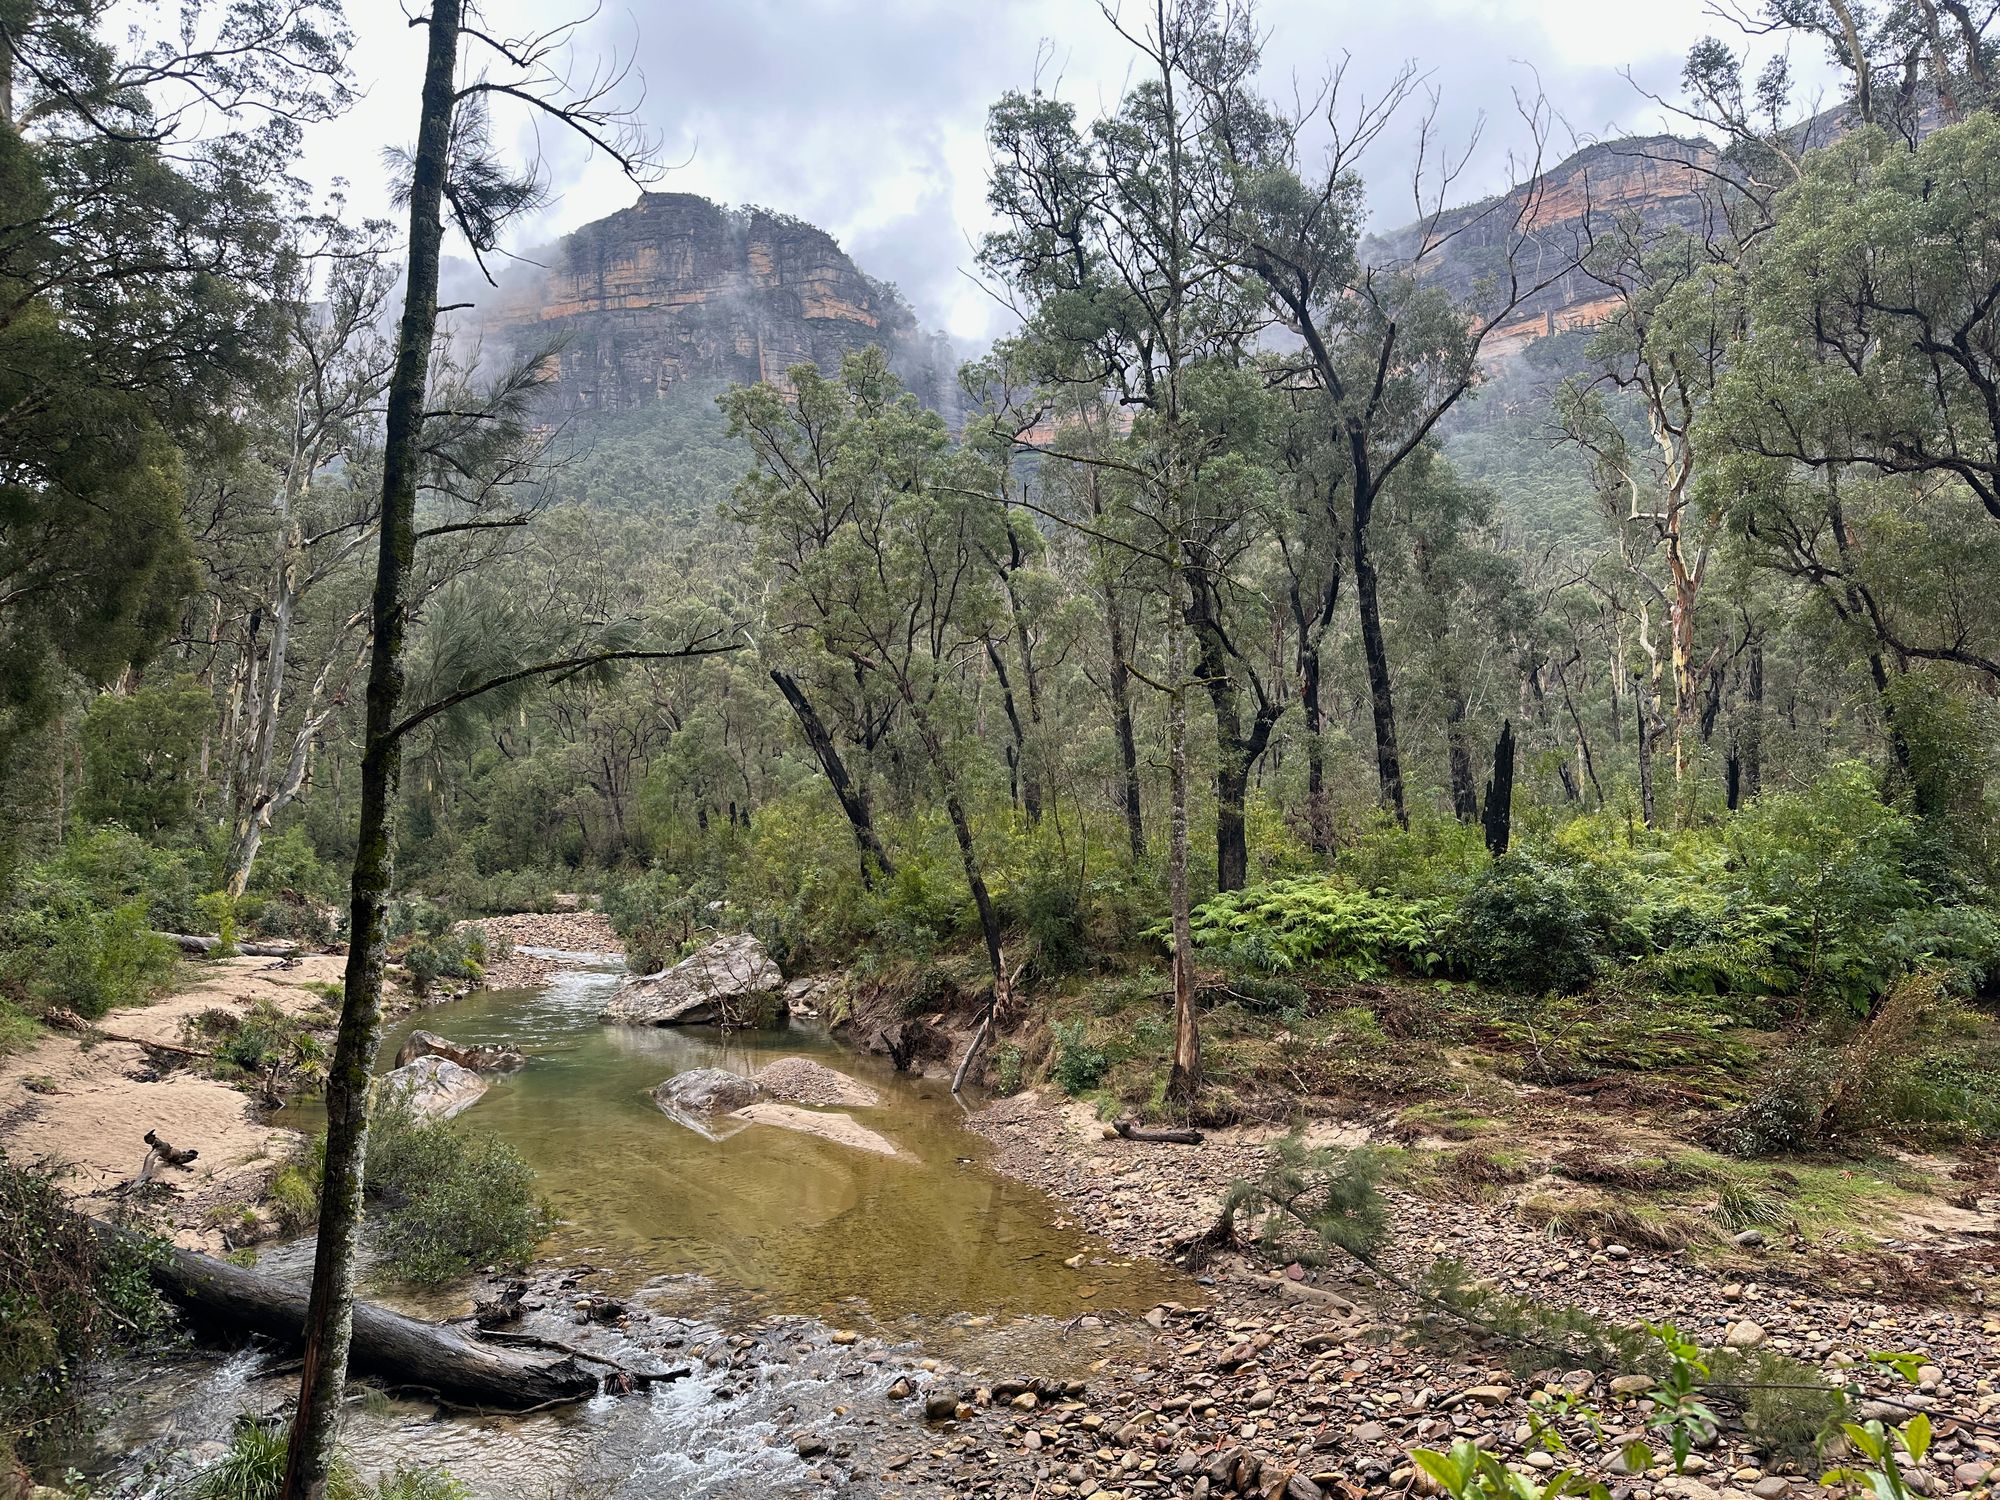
[1,1153,164,1466]
[1016,862,1086,976]
[184,1414,366,1500]
[991,1043,1024,1095]
[184,1001,327,1091]
[0,893,176,1020]
[272,1099,550,1286]
[1051,1018,1110,1096]
[402,930,486,997]
[1449,852,1615,994]
[363,1098,550,1287]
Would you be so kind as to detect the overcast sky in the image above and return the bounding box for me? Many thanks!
[308,2,1834,348]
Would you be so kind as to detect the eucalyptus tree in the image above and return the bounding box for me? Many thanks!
[0,0,352,771]
[1709,117,2000,558]
[1194,56,1584,825]
[192,226,398,898]
[728,349,1016,1076]
[980,0,1269,1099]
[1557,215,1742,781]
[278,8,746,1494]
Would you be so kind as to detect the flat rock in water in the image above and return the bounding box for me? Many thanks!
[732,1100,901,1157]
[394,1029,525,1073]
[599,933,785,1027]
[754,1056,880,1108]
[377,1055,487,1121]
[653,1067,764,1115]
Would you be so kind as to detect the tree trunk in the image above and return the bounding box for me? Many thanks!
[1187,585,1280,893]
[1165,561,1200,1104]
[283,5,458,1493]
[1635,673,1658,830]
[1481,720,1514,857]
[1352,491,1406,825]
[984,638,1034,819]
[1105,585,1145,860]
[1445,692,1479,824]
[1742,631,1763,801]
[1000,527,1045,822]
[110,1226,605,1408]
[769,667,893,886]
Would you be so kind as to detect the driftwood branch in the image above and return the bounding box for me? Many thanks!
[152,931,304,958]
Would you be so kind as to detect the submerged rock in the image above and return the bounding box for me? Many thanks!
[377,1055,487,1120]
[394,1029,526,1073]
[600,933,786,1028]
[652,1067,764,1116]
[733,1100,901,1157]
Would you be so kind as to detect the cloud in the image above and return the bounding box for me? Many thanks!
[306,1,1837,348]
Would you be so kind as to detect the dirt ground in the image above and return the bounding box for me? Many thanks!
[0,952,344,1250]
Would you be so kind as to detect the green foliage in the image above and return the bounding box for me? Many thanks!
[1217,1136,1390,1267]
[1450,852,1617,994]
[401,929,486,997]
[991,1042,1025,1095]
[601,867,712,973]
[275,1097,549,1287]
[1182,878,1447,980]
[361,1097,550,1288]
[77,677,210,837]
[180,1415,366,1500]
[183,1000,326,1091]
[1051,1017,1110,1096]
[0,856,177,1021]
[1,1153,165,1464]
[1725,764,1927,1010]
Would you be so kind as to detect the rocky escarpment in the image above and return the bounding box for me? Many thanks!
[490,192,959,416]
[1366,134,1723,358]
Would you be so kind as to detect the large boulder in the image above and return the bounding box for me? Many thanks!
[394,1029,526,1073]
[652,1067,763,1116]
[599,933,787,1028]
[377,1055,487,1121]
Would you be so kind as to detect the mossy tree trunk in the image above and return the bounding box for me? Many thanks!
[281,3,458,1493]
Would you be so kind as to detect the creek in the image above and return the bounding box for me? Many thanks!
[77,947,1190,1497]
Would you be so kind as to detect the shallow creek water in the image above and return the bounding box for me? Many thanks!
[80,949,1191,1497]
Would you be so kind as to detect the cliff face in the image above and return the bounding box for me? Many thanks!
[1367,135,1724,357]
[491,193,957,415]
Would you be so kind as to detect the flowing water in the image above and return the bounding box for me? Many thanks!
[79,949,1192,1497]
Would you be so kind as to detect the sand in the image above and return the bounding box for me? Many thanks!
[0,952,345,1250]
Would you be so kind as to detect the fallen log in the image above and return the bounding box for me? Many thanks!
[152,931,302,959]
[95,1224,600,1409]
[1114,1118,1204,1145]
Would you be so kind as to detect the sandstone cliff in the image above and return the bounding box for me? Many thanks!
[1366,134,1722,358]
[490,193,957,416]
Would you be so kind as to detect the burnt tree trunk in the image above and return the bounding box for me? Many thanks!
[1481,720,1514,857]
[1352,490,1406,826]
[1107,598,1145,859]
[1446,693,1480,824]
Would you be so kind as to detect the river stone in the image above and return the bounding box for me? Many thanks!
[377,1055,487,1120]
[652,1068,763,1115]
[754,1056,880,1108]
[599,933,786,1027]
[394,1029,526,1073]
